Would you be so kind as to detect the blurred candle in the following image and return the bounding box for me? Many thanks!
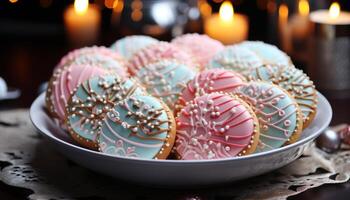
[308,2,350,93]
[290,0,310,40]
[204,1,248,44]
[310,2,350,25]
[64,0,101,45]
[278,4,292,52]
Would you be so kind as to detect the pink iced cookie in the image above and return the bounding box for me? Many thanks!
[128,42,198,75]
[175,93,260,160]
[177,69,246,110]
[46,64,112,124]
[54,46,127,72]
[172,34,224,70]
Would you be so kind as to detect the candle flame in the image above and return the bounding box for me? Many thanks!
[298,0,309,16]
[74,0,89,15]
[219,1,234,21]
[329,2,340,19]
[279,4,288,19]
[113,0,124,13]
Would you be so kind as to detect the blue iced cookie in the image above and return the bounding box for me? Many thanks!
[66,75,145,149]
[247,65,317,128]
[238,41,292,66]
[110,35,158,59]
[207,45,263,76]
[233,81,303,152]
[135,60,196,110]
[98,95,176,159]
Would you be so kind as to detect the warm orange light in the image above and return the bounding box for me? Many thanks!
[279,4,289,19]
[198,0,212,18]
[219,1,234,21]
[9,0,18,3]
[298,0,309,16]
[112,0,119,8]
[104,0,115,9]
[329,2,340,19]
[74,0,89,15]
[113,0,124,13]
[131,0,143,10]
[131,10,142,21]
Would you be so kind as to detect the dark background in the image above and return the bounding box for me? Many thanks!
[0,0,350,108]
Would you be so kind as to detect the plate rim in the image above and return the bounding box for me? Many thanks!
[30,92,332,164]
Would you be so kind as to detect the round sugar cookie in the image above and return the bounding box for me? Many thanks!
[66,75,145,149]
[98,95,176,159]
[55,46,126,72]
[238,41,292,66]
[178,68,246,106]
[110,35,158,59]
[135,60,196,110]
[128,42,198,75]
[175,93,260,160]
[233,81,303,152]
[207,45,264,76]
[247,65,317,128]
[171,33,224,70]
[45,64,113,124]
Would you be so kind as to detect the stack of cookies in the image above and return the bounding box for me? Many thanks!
[45,34,318,160]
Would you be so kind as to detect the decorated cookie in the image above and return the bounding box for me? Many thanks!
[128,42,198,75]
[238,41,292,66]
[55,46,127,72]
[175,93,260,160]
[98,95,176,159]
[46,64,113,124]
[135,60,196,110]
[178,69,246,107]
[247,65,317,128]
[171,33,224,70]
[110,35,158,59]
[233,82,303,152]
[66,75,145,149]
[207,45,264,76]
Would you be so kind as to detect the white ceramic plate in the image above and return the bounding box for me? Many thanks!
[30,92,332,187]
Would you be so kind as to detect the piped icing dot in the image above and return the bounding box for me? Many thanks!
[233,81,303,153]
[128,42,198,75]
[171,33,224,70]
[207,45,263,76]
[97,95,175,159]
[66,75,145,149]
[284,120,291,127]
[175,93,259,160]
[110,35,158,59]
[177,68,246,111]
[135,60,196,110]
